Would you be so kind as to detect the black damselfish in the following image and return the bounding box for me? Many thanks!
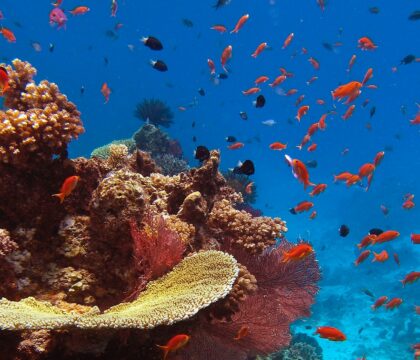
[254,94,266,108]
[339,224,350,237]
[194,145,210,162]
[150,60,168,72]
[225,136,237,143]
[233,160,255,176]
[141,36,163,50]
[369,228,384,236]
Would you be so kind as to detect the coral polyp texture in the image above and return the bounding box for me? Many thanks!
[0,251,239,330]
[0,59,319,359]
[0,59,84,167]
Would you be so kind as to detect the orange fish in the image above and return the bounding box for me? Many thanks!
[357,234,377,249]
[295,94,305,107]
[279,67,294,77]
[101,82,111,103]
[401,271,420,287]
[285,155,315,190]
[309,210,317,219]
[307,143,317,152]
[286,88,298,96]
[332,81,362,104]
[251,42,268,58]
[230,14,249,34]
[255,75,269,84]
[282,32,294,49]
[210,25,227,33]
[358,37,377,51]
[228,142,244,150]
[0,27,16,42]
[269,74,287,88]
[296,105,310,122]
[358,163,375,178]
[411,233,420,244]
[309,183,327,197]
[221,45,232,72]
[361,68,373,86]
[307,122,320,136]
[373,151,385,167]
[308,57,320,70]
[354,250,371,266]
[316,99,325,105]
[385,298,403,310]
[157,334,190,360]
[334,172,353,182]
[296,134,311,151]
[269,142,287,150]
[366,84,377,89]
[318,114,327,130]
[242,87,260,95]
[347,54,356,72]
[52,175,80,203]
[0,66,9,95]
[342,105,356,120]
[290,200,314,214]
[317,0,326,11]
[372,230,400,245]
[371,296,388,310]
[207,58,216,75]
[281,243,314,262]
[306,76,318,85]
[69,6,90,15]
[372,250,389,263]
[315,326,346,341]
[346,174,361,187]
[380,204,389,215]
[234,325,249,340]
[410,111,420,125]
[245,182,254,195]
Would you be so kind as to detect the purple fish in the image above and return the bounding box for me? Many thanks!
[49,7,67,29]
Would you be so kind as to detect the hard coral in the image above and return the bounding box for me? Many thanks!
[0,59,84,168]
[134,98,174,128]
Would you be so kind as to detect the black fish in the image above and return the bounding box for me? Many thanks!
[105,30,118,39]
[218,73,228,79]
[306,160,318,168]
[370,106,376,118]
[358,327,364,335]
[233,160,255,176]
[213,0,231,9]
[369,7,380,14]
[194,145,210,161]
[141,36,163,50]
[408,10,420,21]
[239,111,248,120]
[361,288,374,298]
[192,136,197,142]
[182,18,194,27]
[49,43,55,52]
[150,60,168,72]
[400,54,416,65]
[104,57,109,66]
[225,136,237,143]
[339,224,350,237]
[369,228,383,236]
[305,325,312,330]
[198,88,205,96]
[192,121,196,128]
[254,94,266,108]
[289,208,297,215]
[322,42,334,51]
[80,86,85,95]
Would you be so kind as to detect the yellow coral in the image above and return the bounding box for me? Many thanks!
[0,251,239,330]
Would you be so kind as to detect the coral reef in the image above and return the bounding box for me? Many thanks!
[0,59,84,168]
[224,169,257,204]
[154,153,189,176]
[134,98,174,128]
[0,59,319,359]
[90,138,136,159]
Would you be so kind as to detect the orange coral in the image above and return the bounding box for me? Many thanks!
[0,59,84,167]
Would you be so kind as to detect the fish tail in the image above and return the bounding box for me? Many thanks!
[52,193,65,204]
[156,345,169,360]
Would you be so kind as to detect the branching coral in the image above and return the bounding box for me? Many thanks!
[0,59,84,167]
[134,98,174,128]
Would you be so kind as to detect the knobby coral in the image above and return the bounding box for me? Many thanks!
[0,59,319,359]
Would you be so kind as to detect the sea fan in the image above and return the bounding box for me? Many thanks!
[180,239,320,360]
[128,213,186,299]
[134,98,174,128]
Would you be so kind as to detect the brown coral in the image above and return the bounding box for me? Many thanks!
[0,59,84,167]
[208,199,287,254]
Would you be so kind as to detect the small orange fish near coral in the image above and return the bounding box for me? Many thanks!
[401,271,420,287]
[210,25,227,33]
[228,142,244,150]
[332,81,362,104]
[285,154,315,190]
[221,45,232,72]
[207,58,216,75]
[385,298,403,310]
[0,27,16,43]
[290,201,314,214]
[371,296,388,310]
[245,182,254,195]
[0,66,9,95]
[358,163,375,178]
[69,6,90,15]
[281,243,314,262]
[372,230,400,245]
[269,142,287,151]
[230,14,249,34]
[342,105,356,120]
[354,250,371,266]
[234,325,249,340]
[296,105,310,122]
[372,250,389,263]
[53,175,80,203]
[242,87,260,95]
[157,334,190,360]
[315,326,346,341]
[310,184,327,197]
[255,75,269,84]
[101,82,111,103]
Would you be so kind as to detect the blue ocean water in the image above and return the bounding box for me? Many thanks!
[1,0,419,359]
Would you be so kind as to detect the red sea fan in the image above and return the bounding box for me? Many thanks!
[128,213,186,299]
[181,239,320,359]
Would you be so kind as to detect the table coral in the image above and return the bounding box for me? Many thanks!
[0,59,84,167]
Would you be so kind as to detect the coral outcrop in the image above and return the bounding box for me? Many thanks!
[0,59,319,360]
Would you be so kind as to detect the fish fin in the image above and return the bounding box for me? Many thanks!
[156,345,169,360]
[52,193,65,203]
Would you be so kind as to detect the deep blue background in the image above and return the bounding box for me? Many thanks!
[1,0,419,358]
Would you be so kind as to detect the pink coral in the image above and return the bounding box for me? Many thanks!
[128,213,186,299]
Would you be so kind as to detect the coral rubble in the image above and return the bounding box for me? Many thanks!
[0,59,320,359]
